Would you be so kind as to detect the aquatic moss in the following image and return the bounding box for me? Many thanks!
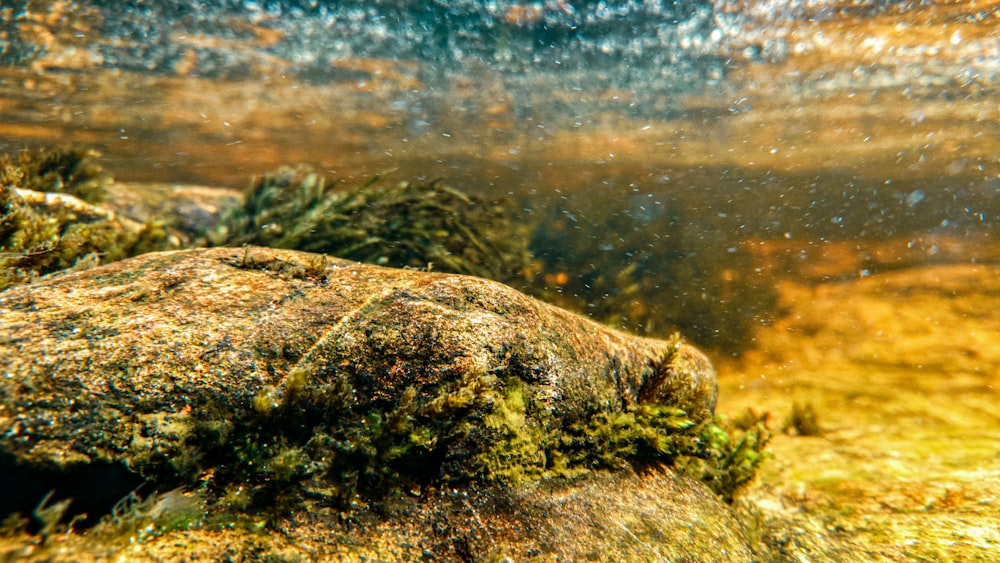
[90,489,204,544]
[161,350,763,516]
[473,377,552,483]
[785,402,822,437]
[238,367,500,508]
[676,414,772,504]
[0,146,110,204]
[210,166,530,283]
[558,404,696,469]
[0,148,176,291]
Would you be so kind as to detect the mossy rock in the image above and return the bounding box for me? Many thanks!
[0,247,758,559]
[0,148,178,291]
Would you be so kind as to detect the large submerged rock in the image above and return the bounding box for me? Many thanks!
[0,246,751,560]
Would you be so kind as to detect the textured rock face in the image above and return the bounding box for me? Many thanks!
[0,247,716,501]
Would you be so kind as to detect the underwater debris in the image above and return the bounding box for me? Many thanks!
[211,166,530,283]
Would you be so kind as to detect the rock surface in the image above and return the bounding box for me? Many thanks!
[0,467,756,562]
[0,246,744,560]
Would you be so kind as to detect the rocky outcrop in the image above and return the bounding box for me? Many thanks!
[0,246,749,560]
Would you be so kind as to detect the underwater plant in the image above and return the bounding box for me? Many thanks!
[678,414,772,504]
[785,402,822,437]
[0,149,772,524]
[210,166,530,283]
[90,488,204,543]
[0,147,175,290]
[0,146,110,204]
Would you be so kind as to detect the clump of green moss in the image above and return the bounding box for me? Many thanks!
[677,413,772,504]
[0,147,175,290]
[210,166,529,283]
[557,404,696,470]
[0,146,110,204]
[226,367,501,512]
[153,344,766,519]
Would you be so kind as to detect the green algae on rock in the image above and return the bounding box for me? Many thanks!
[0,247,776,560]
[0,148,177,291]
